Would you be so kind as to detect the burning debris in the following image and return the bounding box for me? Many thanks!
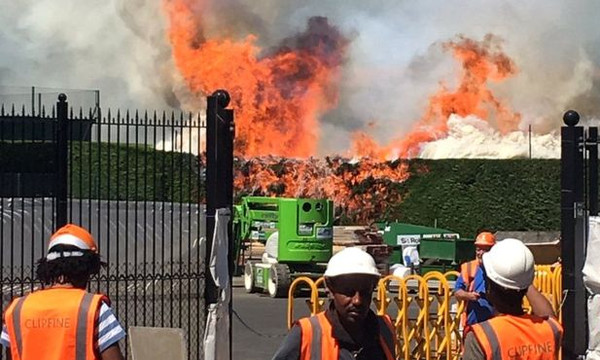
[161,1,565,223]
[234,156,410,224]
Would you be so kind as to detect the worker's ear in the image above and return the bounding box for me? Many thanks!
[324,277,334,296]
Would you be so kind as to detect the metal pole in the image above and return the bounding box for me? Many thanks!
[205,89,235,360]
[55,94,68,228]
[529,124,532,159]
[560,110,587,358]
[31,86,35,116]
[588,127,598,216]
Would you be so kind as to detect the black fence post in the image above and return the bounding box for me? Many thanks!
[587,127,598,216]
[205,89,235,300]
[55,93,68,229]
[561,110,588,359]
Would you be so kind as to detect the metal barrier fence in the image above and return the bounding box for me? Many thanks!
[0,95,210,359]
[288,265,562,360]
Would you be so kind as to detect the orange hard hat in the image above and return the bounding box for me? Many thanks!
[474,231,496,247]
[48,223,97,253]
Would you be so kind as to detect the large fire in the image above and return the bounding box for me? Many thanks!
[164,0,348,157]
[163,1,521,222]
[352,34,521,159]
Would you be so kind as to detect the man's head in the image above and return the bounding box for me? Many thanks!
[324,247,380,324]
[474,231,496,262]
[482,238,535,313]
[36,224,103,289]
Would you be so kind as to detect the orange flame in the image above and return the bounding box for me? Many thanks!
[353,34,521,159]
[164,4,522,223]
[164,0,349,157]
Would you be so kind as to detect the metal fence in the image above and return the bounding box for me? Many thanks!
[0,92,233,359]
[289,266,563,360]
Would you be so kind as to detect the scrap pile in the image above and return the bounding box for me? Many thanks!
[234,156,412,224]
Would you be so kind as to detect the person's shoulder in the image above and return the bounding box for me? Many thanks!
[272,323,302,360]
[522,314,562,328]
[462,331,486,360]
[81,291,111,308]
[374,313,395,335]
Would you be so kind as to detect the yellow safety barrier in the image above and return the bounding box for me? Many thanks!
[287,277,317,329]
[286,265,562,360]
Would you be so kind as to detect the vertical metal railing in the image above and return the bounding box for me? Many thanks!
[0,91,234,360]
[67,101,207,359]
[0,102,58,360]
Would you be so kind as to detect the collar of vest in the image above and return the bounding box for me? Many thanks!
[325,302,380,348]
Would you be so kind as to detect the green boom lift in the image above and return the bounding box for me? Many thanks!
[233,196,334,297]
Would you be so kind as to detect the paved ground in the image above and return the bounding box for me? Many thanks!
[230,275,451,359]
[231,276,312,360]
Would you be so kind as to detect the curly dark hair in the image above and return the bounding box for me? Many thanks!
[36,245,105,289]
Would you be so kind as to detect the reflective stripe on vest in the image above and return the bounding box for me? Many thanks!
[76,293,96,360]
[460,260,479,328]
[461,260,478,292]
[547,317,562,353]
[6,289,104,360]
[299,312,395,360]
[472,315,563,360]
[377,316,396,359]
[11,296,27,359]
[479,321,502,360]
[309,316,322,360]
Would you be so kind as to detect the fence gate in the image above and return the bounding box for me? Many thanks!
[0,91,234,359]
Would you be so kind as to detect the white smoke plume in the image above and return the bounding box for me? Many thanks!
[0,0,183,110]
[0,0,599,158]
[419,115,560,159]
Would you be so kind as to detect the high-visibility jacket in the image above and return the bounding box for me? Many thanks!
[471,314,563,360]
[297,311,396,360]
[459,259,480,328]
[460,259,479,292]
[4,287,107,360]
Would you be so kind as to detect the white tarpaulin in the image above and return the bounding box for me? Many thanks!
[584,216,600,359]
[204,208,231,360]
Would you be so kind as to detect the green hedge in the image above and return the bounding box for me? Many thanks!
[0,141,569,236]
[68,142,203,202]
[390,159,561,237]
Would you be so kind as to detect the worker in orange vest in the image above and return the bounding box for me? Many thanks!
[454,231,496,334]
[272,247,396,360]
[462,238,563,359]
[0,224,125,360]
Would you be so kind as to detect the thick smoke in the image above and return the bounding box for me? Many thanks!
[0,0,182,110]
[1,0,599,157]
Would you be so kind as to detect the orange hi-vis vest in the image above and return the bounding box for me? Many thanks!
[297,311,396,360]
[471,314,563,360]
[4,288,107,360]
[460,259,479,292]
[460,259,480,329]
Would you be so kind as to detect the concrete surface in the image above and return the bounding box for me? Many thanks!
[129,327,186,360]
[232,275,312,360]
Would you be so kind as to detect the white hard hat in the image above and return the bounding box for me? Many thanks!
[482,238,534,290]
[324,247,380,278]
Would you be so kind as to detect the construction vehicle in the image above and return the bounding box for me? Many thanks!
[233,196,334,298]
[377,221,474,275]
